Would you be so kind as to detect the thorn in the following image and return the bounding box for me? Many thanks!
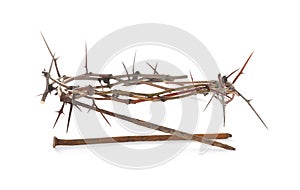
[236,90,268,129]
[95,104,111,127]
[41,32,54,57]
[232,51,254,84]
[132,51,136,75]
[87,99,96,113]
[85,41,88,74]
[189,71,194,84]
[221,95,226,126]
[226,68,239,79]
[66,103,73,133]
[41,33,61,77]
[53,103,65,128]
[122,61,130,80]
[146,62,158,74]
[203,93,215,112]
[74,104,82,112]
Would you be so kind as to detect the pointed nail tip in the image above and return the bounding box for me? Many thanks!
[227,146,236,151]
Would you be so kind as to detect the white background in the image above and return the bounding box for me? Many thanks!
[1,0,299,189]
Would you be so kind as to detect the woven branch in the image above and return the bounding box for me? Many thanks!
[40,35,268,150]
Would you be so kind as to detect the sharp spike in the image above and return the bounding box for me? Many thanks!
[232,51,254,84]
[236,90,268,129]
[203,93,215,112]
[41,32,61,77]
[226,68,239,79]
[53,103,65,128]
[146,62,159,74]
[85,41,88,74]
[41,32,54,58]
[189,71,194,84]
[154,62,158,74]
[221,95,226,126]
[122,61,130,80]
[95,104,111,127]
[74,104,82,112]
[87,99,96,113]
[132,51,136,75]
[66,103,73,133]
